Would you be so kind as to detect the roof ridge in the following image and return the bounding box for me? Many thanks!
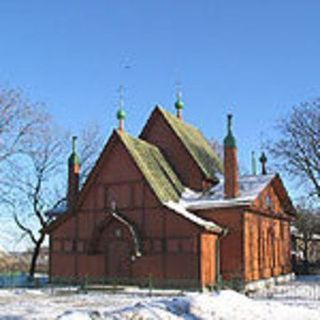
[156,105,200,131]
[117,129,159,149]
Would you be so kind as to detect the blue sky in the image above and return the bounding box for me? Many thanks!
[1,0,320,197]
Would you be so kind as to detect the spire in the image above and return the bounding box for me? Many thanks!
[251,151,257,176]
[174,82,184,120]
[224,114,236,148]
[259,152,268,175]
[67,136,80,211]
[68,136,80,166]
[223,114,239,198]
[117,85,126,132]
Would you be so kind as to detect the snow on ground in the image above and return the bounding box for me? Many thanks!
[0,276,319,319]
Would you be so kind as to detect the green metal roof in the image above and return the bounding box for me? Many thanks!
[158,107,223,178]
[119,131,184,202]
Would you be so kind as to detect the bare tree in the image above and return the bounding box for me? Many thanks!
[4,121,67,278]
[209,138,223,161]
[0,87,46,164]
[269,100,320,199]
[3,118,103,278]
[293,202,320,273]
[0,86,104,277]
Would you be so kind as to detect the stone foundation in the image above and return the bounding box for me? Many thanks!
[245,273,295,292]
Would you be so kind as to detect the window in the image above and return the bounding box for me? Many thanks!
[114,228,123,238]
[104,187,117,210]
[265,195,272,209]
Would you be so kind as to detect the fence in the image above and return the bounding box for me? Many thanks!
[0,273,247,292]
[51,275,201,291]
[0,273,48,288]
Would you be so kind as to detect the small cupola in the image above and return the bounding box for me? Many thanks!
[116,85,126,133]
[223,114,240,199]
[117,108,126,133]
[175,91,184,120]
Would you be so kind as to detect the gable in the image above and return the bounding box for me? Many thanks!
[140,107,222,188]
[45,131,160,233]
[159,108,223,176]
[78,129,184,210]
[252,175,296,216]
[79,132,154,212]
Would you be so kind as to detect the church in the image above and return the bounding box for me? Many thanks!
[45,96,296,288]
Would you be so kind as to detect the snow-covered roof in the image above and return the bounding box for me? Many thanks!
[180,174,275,210]
[164,201,223,233]
[163,175,276,232]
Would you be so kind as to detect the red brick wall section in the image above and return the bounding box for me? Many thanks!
[243,211,292,282]
[243,182,293,281]
[224,146,240,198]
[67,162,80,211]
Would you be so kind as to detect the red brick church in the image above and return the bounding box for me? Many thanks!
[45,97,295,288]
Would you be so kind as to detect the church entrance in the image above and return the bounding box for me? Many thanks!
[106,240,131,279]
[88,211,142,281]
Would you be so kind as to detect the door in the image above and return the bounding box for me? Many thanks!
[107,240,131,278]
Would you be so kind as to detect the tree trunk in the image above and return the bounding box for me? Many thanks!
[29,233,45,279]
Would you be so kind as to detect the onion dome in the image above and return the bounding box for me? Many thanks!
[259,152,267,164]
[117,108,126,120]
[175,97,184,110]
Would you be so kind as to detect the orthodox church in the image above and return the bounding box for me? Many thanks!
[45,96,295,288]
